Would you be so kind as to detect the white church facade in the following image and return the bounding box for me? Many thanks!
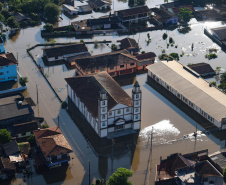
[65,71,142,138]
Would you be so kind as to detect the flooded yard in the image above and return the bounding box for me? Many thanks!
[2,0,226,184]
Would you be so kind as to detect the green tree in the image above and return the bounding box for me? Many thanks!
[220,73,226,84]
[7,16,20,29]
[19,77,28,86]
[222,12,226,19]
[178,7,193,23]
[111,44,117,51]
[27,135,36,147]
[128,0,134,6]
[162,33,168,40]
[210,81,216,86]
[169,37,174,44]
[218,83,226,91]
[0,2,4,12]
[0,129,11,145]
[42,124,49,129]
[61,101,67,109]
[0,14,5,23]
[1,9,10,19]
[137,0,145,5]
[44,2,60,22]
[107,168,133,185]
[169,53,179,60]
[223,167,226,182]
[43,23,54,32]
[94,40,98,48]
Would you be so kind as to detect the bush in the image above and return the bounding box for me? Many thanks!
[141,51,145,54]
[0,129,11,145]
[162,33,168,40]
[205,53,217,60]
[42,124,49,129]
[19,77,28,86]
[169,37,174,44]
[169,53,179,60]
[111,44,117,51]
[61,101,67,109]
[27,135,36,147]
[44,23,53,32]
[94,40,98,48]
[80,39,85,43]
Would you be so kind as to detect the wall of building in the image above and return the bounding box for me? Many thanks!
[147,70,222,129]
[0,43,5,54]
[0,64,17,82]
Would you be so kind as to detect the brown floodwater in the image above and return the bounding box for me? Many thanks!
[2,0,226,184]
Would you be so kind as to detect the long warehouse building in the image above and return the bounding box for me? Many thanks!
[147,60,226,129]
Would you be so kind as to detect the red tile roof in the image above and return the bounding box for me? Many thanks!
[33,127,72,157]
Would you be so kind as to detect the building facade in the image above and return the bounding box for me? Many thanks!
[33,127,72,168]
[66,72,142,138]
[0,53,18,83]
[147,61,226,129]
[0,36,5,54]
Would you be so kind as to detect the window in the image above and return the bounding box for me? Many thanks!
[102,101,105,106]
[156,78,159,82]
[117,109,121,114]
[109,72,115,76]
[166,85,169,90]
[130,63,134,66]
[135,115,139,119]
[51,156,57,161]
[126,108,130,112]
[135,101,139,105]
[55,56,58,60]
[116,125,123,130]
[0,78,5,80]
[102,122,106,126]
[135,108,139,112]
[102,115,105,119]
[22,133,26,136]
[62,154,67,158]
[109,111,112,116]
[0,67,3,69]
[7,71,9,73]
[102,108,106,112]
[0,72,4,75]
[136,94,139,99]
[110,66,114,70]
[120,65,124,68]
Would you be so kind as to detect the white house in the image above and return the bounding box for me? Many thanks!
[63,4,79,15]
[42,43,88,63]
[147,60,226,129]
[65,71,142,138]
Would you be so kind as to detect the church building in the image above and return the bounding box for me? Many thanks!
[65,71,141,138]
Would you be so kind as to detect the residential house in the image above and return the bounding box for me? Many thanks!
[72,50,138,76]
[195,9,222,21]
[2,141,24,167]
[66,52,91,68]
[147,60,226,129]
[65,71,142,138]
[160,1,180,10]
[63,0,73,5]
[78,5,92,14]
[87,16,121,30]
[88,0,111,11]
[0,36,5,54]
[11,120,42,139]
[33,126,73,168]
[155,150,225,185]
[118,38,139,54]
[115,6,150,23]
[213,5,226,14]
[187,63,215,77]
[0,157,16,180]
[150,8,178,25]
[209,151,226,170]
[0,53,18,83]
[0,93,34,128]
[135,52,156,70]
[71,20,93,35]
[63,4,79,15]
[13,12,31,25]
[210,26,226,49]
[42,43,88,63]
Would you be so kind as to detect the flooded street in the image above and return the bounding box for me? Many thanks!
[2,0,226,184]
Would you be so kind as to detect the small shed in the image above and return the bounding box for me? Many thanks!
[187,63,215,77]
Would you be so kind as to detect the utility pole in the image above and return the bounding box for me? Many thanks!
[36,84,38,104]
[89,161,91,185]
[58,115,60,128]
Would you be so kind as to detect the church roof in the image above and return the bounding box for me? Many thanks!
[65,72,132,117]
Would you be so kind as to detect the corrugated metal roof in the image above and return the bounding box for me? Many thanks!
[147,61,226,122]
